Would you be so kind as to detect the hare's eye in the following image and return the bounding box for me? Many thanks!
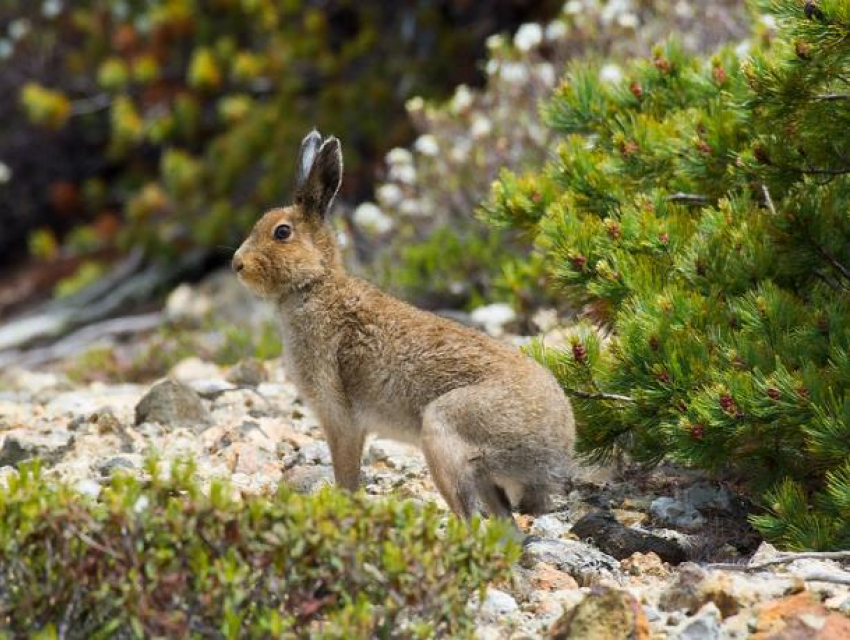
[273,224,292,241]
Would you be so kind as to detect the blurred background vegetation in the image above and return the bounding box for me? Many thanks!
[0,0,561,316]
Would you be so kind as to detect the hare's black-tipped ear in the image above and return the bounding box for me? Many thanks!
[296,135,342,218]
[296,129,323,189]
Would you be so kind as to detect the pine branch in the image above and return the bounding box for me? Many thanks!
[707,550,850,572]
[666,193,711,205]
[567,389,636,402]
[815,244,850,283]
[761,184,777,216]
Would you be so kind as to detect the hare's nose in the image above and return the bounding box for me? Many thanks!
[232,256,244,273]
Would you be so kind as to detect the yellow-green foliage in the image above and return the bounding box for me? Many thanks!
[0,460,518,638]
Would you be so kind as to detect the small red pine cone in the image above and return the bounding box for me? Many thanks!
[606,221,622,240]
[658,232,670,245]
[713,65,728,85]
[767,388,781,400]
[690,423,706,440]
[570,254,587,271]
[571,342,587,363]
[630,81,643,98]
[719,393,736,412]
[656,371,670,384]
[798,386,810,399]
[653,58,671,73]
[696,140,713,155]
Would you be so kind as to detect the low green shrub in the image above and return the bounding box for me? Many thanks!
[0,460,517,638]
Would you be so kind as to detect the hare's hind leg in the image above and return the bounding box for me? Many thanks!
[421,390,515,523]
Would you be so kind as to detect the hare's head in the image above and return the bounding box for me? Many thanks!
[233,130,343,299]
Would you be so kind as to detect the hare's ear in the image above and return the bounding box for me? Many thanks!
[296,135,342,218]
[296,129,323,189]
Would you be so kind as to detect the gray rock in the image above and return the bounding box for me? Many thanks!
[670,602,721,640]
[226,358,269,387]
[134,379,210,428]
[298,441,331,465]
[480,588,519,619]
[364,439,423,471]
[530,513,572,539]
[683,483,732,512]
[98,456,139,476]
[0,431,74,466]
[650,496,706,531]
[522,538,621,586]
[284,465,334,493]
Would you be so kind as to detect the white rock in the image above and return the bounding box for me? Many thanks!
[530,514,571,539]
[480,588,519,619]
[470,303,517,336]
[170,357,223,383]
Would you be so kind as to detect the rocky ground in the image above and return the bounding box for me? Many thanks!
[1,277,849,638]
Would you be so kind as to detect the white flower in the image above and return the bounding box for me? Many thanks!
[0,162,11,184]
[470,114,492,139]
[617,12,639,29]
[42,0,62,18]
[759,14,777,30]
[735,40,752,60]
[133,495,150,513]
[674,0,694,19]
[486,59,500,77]
[376,183,403,207]
[601,0,632,25]
[501,62,529,86]
[545,20,568,42]
[353,202,394,235]
[563,1,583,16]
[389,163,416,185]
[8,19,30,41]
[536,62,556,86]
[599,63,623,84]
[513,23,542,52]
[406,96,425,113]
[451,85,473,113]
[414,134,440,156]
[450,140,471,164]
[386,147,413,167]
[486,34,504,50]
[399,199,425,217]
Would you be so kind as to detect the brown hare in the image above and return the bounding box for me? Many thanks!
[233,130,576,526]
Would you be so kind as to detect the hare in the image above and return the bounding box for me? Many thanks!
[233,130,576,525]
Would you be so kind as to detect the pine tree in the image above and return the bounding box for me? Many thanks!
[483,0,850,550]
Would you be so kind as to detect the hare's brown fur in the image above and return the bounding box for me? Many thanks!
[234,131,575,523]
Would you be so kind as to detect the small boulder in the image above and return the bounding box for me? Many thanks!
[670,602,722,640]
[572,510,687,564]
[135,379,210,428]
[549,587,650,640]
[0,431,74,467]
[649,496,706,531]
[754,591,850,640]
[284,465,334,493]
[522,538,621,586]
[226,358,269,387]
